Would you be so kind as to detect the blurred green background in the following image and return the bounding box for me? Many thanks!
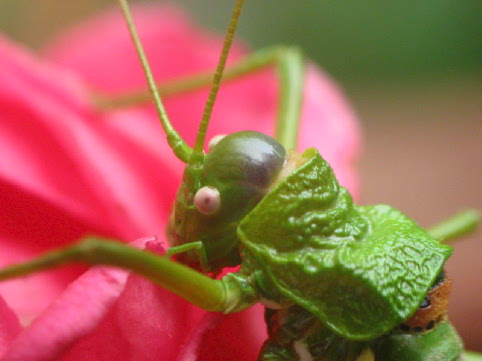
[1,0,481,352]
[1,0,480,86]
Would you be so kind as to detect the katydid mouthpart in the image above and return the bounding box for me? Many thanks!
[0,0,480,360]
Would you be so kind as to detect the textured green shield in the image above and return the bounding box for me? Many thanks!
[238,148,452,340]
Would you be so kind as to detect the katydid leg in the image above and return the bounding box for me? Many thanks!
[427,209,479,244]
[0,237,253,313]
[95,46,304,151]
[165,242,205,257]
[165,241,211,272]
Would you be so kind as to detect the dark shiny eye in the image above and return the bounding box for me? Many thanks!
[194,186,221,215]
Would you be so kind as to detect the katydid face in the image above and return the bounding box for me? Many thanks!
[167,131,286,272]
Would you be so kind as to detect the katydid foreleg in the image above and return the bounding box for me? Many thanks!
[96,45,306,151]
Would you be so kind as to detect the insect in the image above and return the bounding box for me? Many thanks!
[0,0,480,360]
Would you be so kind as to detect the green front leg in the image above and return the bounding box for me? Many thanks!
[96,46,304,150]
[0,237,257,313]
[165,241,211,271]
[165,242,205,257]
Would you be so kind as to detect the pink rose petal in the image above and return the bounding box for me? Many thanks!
[0,237,204,361]
[0,3,362,360]
[45,5,360,198]
[195,306,266,361]
[1,266,128,361]
[0,296,21,357]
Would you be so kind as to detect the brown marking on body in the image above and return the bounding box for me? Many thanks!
[399,273,452,333]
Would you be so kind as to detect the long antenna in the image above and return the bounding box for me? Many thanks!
[192,0,245,154]
[118,0,192,163]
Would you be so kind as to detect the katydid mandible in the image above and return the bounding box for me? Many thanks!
[0,0,480,360]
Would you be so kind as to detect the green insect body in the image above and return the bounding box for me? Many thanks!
[237,147,452,338]
[177,136,460,359]
[0,0,479,360]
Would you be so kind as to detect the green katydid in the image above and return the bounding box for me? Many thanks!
[0,0,480,360]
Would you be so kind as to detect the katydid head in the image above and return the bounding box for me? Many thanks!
[119,0,266,272]
[167,131,286,272]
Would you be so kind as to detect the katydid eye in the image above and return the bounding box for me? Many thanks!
[194,186,221,214]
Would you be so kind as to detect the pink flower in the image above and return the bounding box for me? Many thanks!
[0,3,360,360]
